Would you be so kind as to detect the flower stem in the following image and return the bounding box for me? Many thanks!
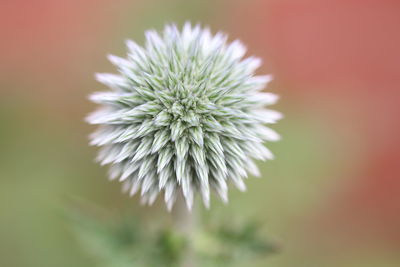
[172,193,197,267]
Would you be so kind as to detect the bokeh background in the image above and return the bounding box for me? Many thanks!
[1,0,400,266]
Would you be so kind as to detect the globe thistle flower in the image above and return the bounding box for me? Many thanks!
[87,23,282,211]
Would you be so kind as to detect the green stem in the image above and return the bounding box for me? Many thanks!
[172,193,197,267]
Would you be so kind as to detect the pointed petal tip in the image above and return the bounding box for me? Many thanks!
[203,198,210,209]
[238,184,247,192]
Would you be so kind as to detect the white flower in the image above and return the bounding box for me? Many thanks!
[87,23,282,210]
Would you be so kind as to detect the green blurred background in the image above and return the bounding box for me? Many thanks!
[1,0,400,266]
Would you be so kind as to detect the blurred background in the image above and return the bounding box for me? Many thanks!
[1,0,399,266]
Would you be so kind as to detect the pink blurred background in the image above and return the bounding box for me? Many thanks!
[1,0,399,266]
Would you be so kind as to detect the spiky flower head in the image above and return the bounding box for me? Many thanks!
[87,23,282,210]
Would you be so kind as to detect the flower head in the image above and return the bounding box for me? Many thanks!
[87,23,282,210]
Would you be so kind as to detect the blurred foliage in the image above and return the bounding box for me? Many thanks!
[69,210,184,267]
[68,207,277,267]
[196,221,278,267]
